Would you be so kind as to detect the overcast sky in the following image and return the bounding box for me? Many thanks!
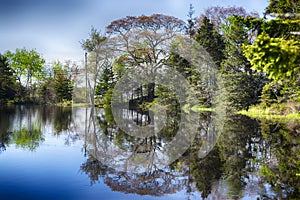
[0,0,269,64]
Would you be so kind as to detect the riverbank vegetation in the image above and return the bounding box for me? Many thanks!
[0,0,299,117]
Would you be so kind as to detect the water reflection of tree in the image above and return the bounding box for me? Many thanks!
[53,106,73,133]
[190,146,223,198]
[217,114,261,199]
[8,106,45,151]
[0,131,11,153]
[81,106,194,196]
[83,107,222,198]
[80,155,189,196]
[51,106,81,145]
[0,106,16,152]
[215,114,300,199]
[0,105,80,151]
[83,106,300,199]
[259,119,300,198]
[12,122,44,151]
[97,105,180,148]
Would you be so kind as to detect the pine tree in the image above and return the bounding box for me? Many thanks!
[53,62,73,103]
[221,16,264,110]
[265,0,300,16]
[186,4,196,38]
[95,64,114,96]
[0,54,16,103]
[195,16,225,68]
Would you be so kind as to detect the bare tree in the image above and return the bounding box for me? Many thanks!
[197,6,259,31]
[81,27,113,107]
[106,14,186,101]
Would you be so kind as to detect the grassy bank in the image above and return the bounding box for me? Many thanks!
[238,102,300,121]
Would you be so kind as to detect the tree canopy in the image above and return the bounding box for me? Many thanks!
[106,14,186,67]
[4,48,45,89]
[243,33,300,81]
[265,0,300,16]
[0,54,17,103]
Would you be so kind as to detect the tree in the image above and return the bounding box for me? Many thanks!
[221,16,265,110]
[242,0,300,106]
[106,14,186,102]
[81,27,111,107]
[195,16,225,68]
[197,6,259,31]
[243,33,300,81]
[95,63,114,96]
[53,61,74,103]
[265,0,300,16]
[186,4,196,38]
[39,77,56,104]
[0,54,17,103]
[4,48,45,100]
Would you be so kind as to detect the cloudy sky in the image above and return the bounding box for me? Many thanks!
[0,0,269,63]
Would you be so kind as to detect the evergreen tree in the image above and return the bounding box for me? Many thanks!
[95,63,114,96]
[186,4,196,38]
[39,77,56,104]
[0,54,16,103]
[265,0,300,16]
[221,16,265,111]
[242,0,300,107]
[195,16,225,68]
[53,62,73,103]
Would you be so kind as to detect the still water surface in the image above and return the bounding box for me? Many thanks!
[0,105,299,199]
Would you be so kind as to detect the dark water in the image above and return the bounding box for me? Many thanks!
[0,105,299,200]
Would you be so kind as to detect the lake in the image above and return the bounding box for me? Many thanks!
[0,105,299,199]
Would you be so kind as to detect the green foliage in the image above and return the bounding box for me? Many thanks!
[265,0,300,16]
[195,16,225,68]
[166,40,214,107]
[259,120,300,198]
[0,54,17,103]
[4,48,45,103]
[113,54,129,79]
[261,19,300,39]
[260,79,300,108]
[102,88,113,108]
[4,48,45,88]
[221,16,265,110]
[243,33,300,81]
[81,27,107,52]
[261,81,282,106]
[12,122,44,151]
[53,62,73,103]
[95,64,114,96]
[39,77,56,104]
[242,2,300,109]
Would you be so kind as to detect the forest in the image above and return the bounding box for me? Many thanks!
[0,1,300,199]
[0,0,299,117]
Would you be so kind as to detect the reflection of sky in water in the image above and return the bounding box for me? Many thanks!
[0,132,201,199]
[0,106,296,199]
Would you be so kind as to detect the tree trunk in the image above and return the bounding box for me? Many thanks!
[147,82,155,101]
